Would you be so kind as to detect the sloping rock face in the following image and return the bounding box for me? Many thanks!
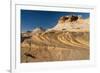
[21,15,89,63]
[51,15,89,31]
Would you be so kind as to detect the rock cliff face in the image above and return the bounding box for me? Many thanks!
[21,15,89,63]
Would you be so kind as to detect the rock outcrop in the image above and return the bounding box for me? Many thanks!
[21,15,89,63]
[50,15,89,32]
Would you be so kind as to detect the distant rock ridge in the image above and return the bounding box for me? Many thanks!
[31,27,45,35]
[32,28,42,33]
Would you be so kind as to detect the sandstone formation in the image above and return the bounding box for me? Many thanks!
[21,15,89,63]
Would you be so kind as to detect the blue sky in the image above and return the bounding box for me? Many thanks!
[21,10,89,32]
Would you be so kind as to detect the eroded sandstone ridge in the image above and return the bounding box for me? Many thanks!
[21,15,89,63]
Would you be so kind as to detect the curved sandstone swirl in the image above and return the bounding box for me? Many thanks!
[21,31,89,62]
